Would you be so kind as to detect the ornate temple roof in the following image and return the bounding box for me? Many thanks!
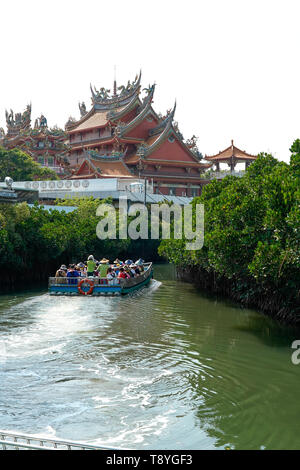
[69,156,133,179]
[65,72,211,183]
[66,72,143,132]
[123,101,210,169]
[67,109,120,133]
[205,140,258,162]
[112,84,156,139]
[0,107,68,167]
[91,71,141,110]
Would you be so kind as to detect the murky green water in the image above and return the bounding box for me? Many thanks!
[0,264,299,449]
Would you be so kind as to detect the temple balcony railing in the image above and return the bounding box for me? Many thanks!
[69,135,113,147]
[207,170,245,179]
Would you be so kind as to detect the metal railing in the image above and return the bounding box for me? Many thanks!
[49,276,121,287]
[0,430,118,450]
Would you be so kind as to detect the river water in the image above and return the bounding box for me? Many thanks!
[0,264,299,450]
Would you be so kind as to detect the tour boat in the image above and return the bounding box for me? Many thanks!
[48,262,153,296]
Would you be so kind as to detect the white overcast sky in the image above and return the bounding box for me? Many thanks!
[0,0,299,162]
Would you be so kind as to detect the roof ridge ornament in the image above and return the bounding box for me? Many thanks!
[90,71,142,109]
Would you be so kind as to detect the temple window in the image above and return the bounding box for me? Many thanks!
[169,187,176,195]
[37,156,44,165]
[37,141,44,148]
[48,156,54,166]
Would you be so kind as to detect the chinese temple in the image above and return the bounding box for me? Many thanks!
[65,72,211,197]
[205,140,258,171]
[0,105,69,175]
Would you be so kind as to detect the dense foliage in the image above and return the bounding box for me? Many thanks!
[0,147,58,181]
[0,197,161,286]
[159,148,300,321]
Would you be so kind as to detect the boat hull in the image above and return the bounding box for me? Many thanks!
[48,263,153,296]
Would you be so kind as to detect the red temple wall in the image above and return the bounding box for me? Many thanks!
[126,116,159,140]
[150,138,200,163]
[120,108,140,124]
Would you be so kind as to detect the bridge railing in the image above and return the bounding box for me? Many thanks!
[0,430,118,450]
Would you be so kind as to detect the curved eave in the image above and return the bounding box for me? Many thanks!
[144,123,203,166]
[144,115,173,157]
[108,95,141,123]
[205,144,258,161]
[66,107,96,132]
[119,87,157,137]
[70,136,144,151]
[126,157,211,168]
[91,70,142,108]
[205,154,257,161]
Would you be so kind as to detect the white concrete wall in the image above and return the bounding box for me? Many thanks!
[0,178,154,194]
[0,178,119,193]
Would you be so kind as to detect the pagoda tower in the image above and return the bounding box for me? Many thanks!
[205,140,258,172]
[65,72,211,197]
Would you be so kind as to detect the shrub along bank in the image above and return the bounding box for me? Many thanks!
[0,197,162,288]
[158,147,300,324]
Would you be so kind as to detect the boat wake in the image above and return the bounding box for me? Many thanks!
[125,279,161,298]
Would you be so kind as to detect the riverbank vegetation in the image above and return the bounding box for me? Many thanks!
[159,145,300,324]
[0,197,161,288]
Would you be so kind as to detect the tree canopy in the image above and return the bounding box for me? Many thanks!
[159,148,300,319]
[0,146,58,182]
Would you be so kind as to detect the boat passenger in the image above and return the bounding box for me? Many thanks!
[130,265,138,277]
[67,264,80,285]
[135,259,144,272]
[134,266,141,276]
[106,268,115,285]
[98,258,110,278]
[124,266,132,278]
[118,267,128,279]
[75,264,83,277]
[86,255,96,277]
[128,265,136,277]
[77,262,85,276]
[114,258,123,265]
[109,268,116,278]
[113,265,120,276]
[55,265,67,284]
